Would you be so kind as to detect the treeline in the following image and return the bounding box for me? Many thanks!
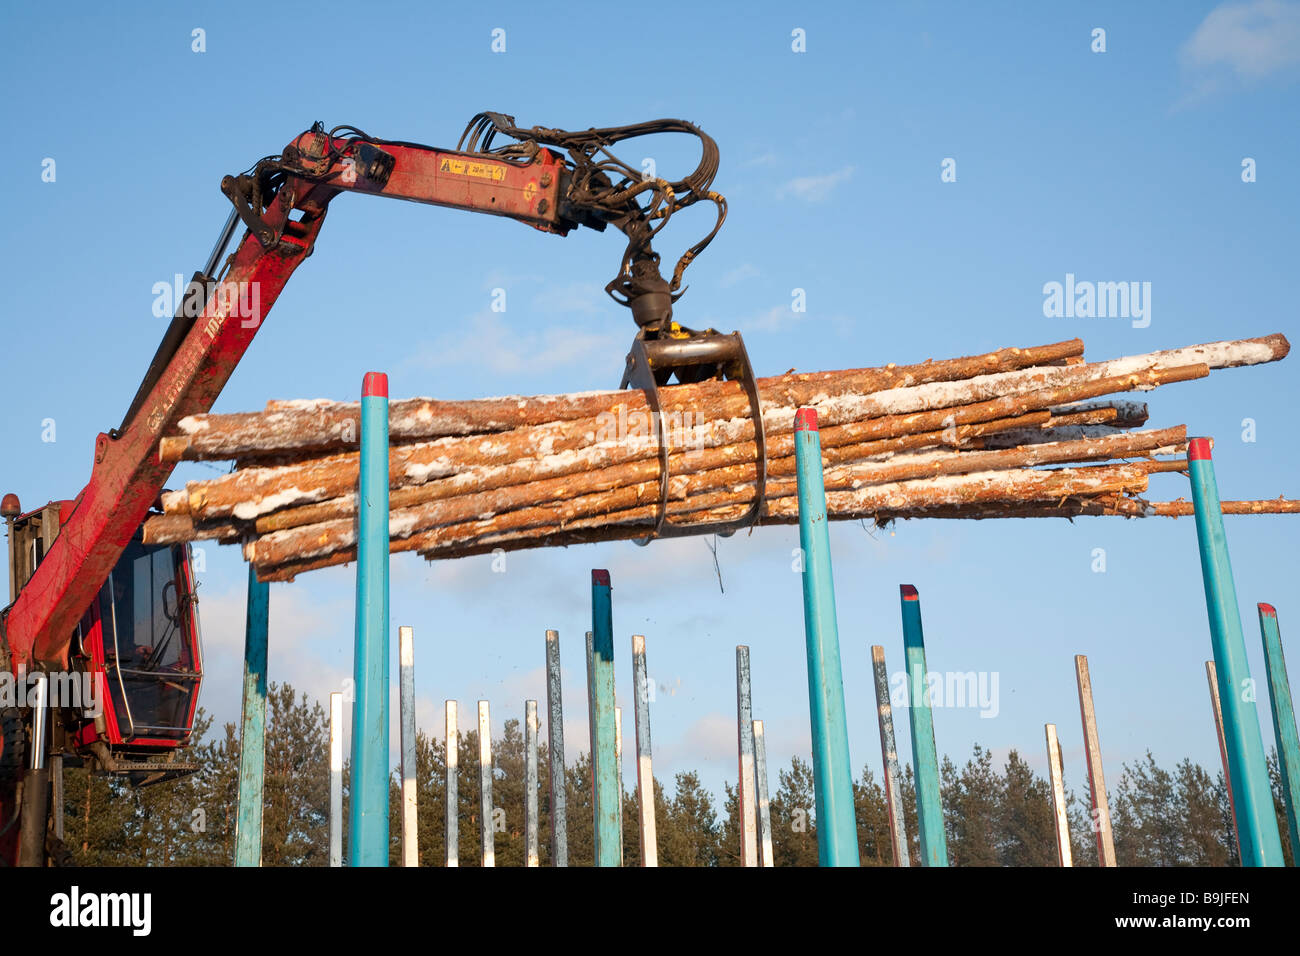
[57,683,1295,866]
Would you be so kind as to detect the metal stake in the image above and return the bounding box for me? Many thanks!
[1187,438,1285,865]
[445,700,458,867]
[1044,723,1072,867]
[479,700,494,867]
[235,563,269,867]
[1075,654,1116,867]
[792,407,860,866]
[399,625,418,867]
[753,719,775,867]
[525,699,540,867]
[329,692,343,867]
[590,570,621,866]
[349,371,390,867]
[736,644,759,867]
[900,585,948,867]
[871,645,910,866]
[1257,604,1300,857]
[632,634,658,866]
[545,630,568,867]
[1206,660,1242,861]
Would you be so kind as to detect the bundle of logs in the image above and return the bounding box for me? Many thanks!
[143,333,1298,582]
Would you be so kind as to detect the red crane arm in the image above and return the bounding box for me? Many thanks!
[4,128,569,668]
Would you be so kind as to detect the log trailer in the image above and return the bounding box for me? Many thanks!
[0,112,757,866]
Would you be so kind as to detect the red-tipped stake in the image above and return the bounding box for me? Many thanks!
[1187,437,1285,866]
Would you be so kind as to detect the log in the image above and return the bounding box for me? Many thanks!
[1150,499,1300,516]
[246,462,1152,576]
[239,427,1186,567]
[136,333,1294,581]
[177,361,1206,524]
[244,410,1061,537]
[161,339,1088,462]
[159,334,1285,463]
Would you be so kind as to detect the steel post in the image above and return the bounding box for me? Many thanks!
[544,630,568,867]
[1206,660,1242,861]
[235,563,269,867]
[900,585,947,867]
[871,645,910,867]
[398,625,418,867]
[752,719,775,867]
[329,692,343,867]
[631,634,658,866]
[525,699,540,867]
[445,700,458,867]
[1187,438,1285,866]
[479,700,494,867]
[1075,654,1116,867]
[793,408,860,867]
[349,371,390,866]
[590,570,621,866]
[1044,723,1072,867]
[1257,604,1300,857]
[736,645,759,867]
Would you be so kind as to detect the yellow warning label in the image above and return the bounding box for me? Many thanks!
[523,180,538,202]
[438,157,508,181]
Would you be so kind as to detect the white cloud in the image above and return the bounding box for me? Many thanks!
[746,303,806,333]
[656,711,738,772]
[195,574,353,729]
[776,166,856,203]
[481,269,545,291]
[719,263,761,287]
[403,309,623,376]
[529,280,607,315]
[1182,0,1300,78]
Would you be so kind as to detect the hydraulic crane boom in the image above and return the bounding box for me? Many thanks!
[3,112,743,672]
[1,112,759,867]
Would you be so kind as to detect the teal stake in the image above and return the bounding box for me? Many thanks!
[900,584,949,866]
[590,570,621,866]
[1258,604,1300,857]
[234,563,268,867]
[1187,438,1284,866]
[349,371,391,867]
[792,407,860,867]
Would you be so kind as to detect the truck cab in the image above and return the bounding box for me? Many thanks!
[4,495,203,786]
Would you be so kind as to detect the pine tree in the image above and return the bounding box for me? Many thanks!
[852,766,893,865]
[1112,751,1180,866]
[769,756,818,866]
[998,750,1055,866]
[899,763,921,865]
[943,744,999,866]
[659,770,720,866]
[1174,758,1233,866]
[260,684,329,866]
[1066,787,1098,866]
[716,782,741,867]
[1267,749,1295,866]
[564,750,594,866]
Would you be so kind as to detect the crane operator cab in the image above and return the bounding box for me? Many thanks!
[3,496,202,787]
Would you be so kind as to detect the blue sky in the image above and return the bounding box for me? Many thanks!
[3,1,1299,813]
